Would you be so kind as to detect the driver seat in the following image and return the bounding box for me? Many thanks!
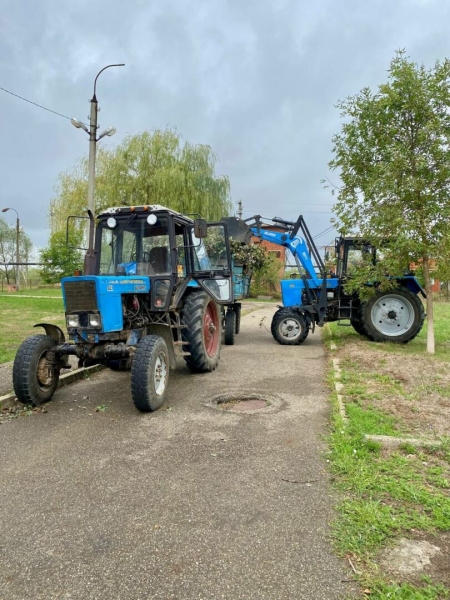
[149,247,169,274]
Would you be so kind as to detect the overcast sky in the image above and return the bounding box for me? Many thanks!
[1,0,450,254]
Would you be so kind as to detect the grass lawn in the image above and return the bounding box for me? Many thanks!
[324,302,450,598]
[0,291,66,364]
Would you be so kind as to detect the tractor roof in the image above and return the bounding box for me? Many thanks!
[97,204,194,224]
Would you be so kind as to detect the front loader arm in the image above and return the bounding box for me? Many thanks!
[249,227,322,287]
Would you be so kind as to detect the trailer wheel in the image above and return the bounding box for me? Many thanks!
[360,287,425,343]
[181,292,221,372]
[13,334,60,405]
[271,309,309,345]
[224,310,236,345]
[131,335,169,412]
[234,304,241,334]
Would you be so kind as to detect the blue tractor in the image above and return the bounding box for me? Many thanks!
[226,214,425,345]
[13,205,234,411]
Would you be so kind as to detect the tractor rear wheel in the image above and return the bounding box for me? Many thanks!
[13,334,60,405]
[181,292,221,372]
[360,287,425,343]
[131,335,169,412]
[224,310,236,345]
[350,319,367,336]
[271,309,309,345]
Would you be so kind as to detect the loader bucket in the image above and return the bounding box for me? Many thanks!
[221,217,253,245]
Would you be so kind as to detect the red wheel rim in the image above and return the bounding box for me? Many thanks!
[203,301,219,357]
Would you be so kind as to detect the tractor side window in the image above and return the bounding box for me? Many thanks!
[192,234,212,270]
[176,234,186,278]
[198,225,229,271]
[347,248,363,271]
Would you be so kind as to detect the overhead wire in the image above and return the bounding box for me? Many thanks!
[313,225,335,240]
[0,85,72,120]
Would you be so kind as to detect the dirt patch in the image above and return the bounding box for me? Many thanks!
[338,339,450,437]
[377,532,450,588]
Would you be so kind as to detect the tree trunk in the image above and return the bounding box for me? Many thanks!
[422,255,435,354]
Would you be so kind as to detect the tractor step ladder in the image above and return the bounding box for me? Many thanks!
[337,298,354,324]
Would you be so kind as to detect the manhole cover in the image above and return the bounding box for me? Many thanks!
[220,398,268,412]
[207,392,285,414]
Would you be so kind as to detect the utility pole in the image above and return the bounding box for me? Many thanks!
[71,63,124,273]
[237,200,243,219]
[1,207,20,291]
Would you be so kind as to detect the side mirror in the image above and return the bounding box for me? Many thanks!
[194,218,208,238]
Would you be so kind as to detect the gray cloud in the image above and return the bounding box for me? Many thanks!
[1,0,450,253]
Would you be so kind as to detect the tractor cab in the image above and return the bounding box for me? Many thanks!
[335,237,376,280]
[93,205,233,312]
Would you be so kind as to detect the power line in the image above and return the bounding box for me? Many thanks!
[313,225,335,240]
[0,85,71,120]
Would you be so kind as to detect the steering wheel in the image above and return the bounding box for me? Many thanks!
[131,251,151,262]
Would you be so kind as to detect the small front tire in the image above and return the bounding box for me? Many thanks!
[131,335,169,412]
[271,309,309,345]
[13,334,60,405]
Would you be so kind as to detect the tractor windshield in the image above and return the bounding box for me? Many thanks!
[97,215,171,276]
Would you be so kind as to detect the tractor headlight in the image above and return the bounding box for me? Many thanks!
[88,314,101,328]
[66,314,79,328]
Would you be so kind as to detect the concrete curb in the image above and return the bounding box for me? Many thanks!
[328,336,441,449]
[0,364,105,411]
[364,434,441,449]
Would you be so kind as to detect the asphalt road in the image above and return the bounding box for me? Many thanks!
[0,304,356,600]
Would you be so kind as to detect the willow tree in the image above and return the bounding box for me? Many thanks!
[329,51,450,354]
[49,128,232,235]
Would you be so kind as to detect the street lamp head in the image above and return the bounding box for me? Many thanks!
[71,118,89,133]
[2,208,9,213]
[97,126,117,141]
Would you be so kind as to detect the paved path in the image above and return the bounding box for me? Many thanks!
[0,305,356,600]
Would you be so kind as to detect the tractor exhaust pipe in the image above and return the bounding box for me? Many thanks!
[83,209,96,275]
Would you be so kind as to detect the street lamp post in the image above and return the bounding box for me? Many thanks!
[71,63,124,273]
[1,207,20,291]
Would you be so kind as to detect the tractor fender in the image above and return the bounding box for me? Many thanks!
[33,323,66,345]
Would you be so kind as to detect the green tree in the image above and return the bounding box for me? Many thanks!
[49,128,232,235]
[39,231,83,284]
[329,51,450,354]
[0,217,33,285]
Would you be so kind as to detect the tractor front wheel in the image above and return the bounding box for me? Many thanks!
[181,292,221,372]
[224,310,236,345]
[360,287,425,343]
[131,335,169,412]
[13,334,60,405]
[271,309,309,345]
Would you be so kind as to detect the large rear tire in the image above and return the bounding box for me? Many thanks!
[271,309,309,345]
[360,287,425,343]
[131,335,169,412]
[13,334,60,405]
[224,310,236,345]
[181,292,221,372]
[350,319,367,336]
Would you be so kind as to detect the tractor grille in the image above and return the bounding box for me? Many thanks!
[64,281,98,312]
